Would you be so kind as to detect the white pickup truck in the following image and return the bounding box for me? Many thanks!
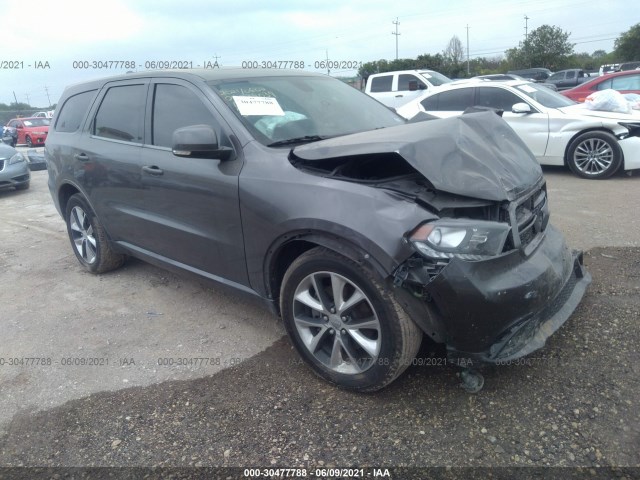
[364,69,451,108]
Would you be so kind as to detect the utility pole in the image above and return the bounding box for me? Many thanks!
[25,93,30,106]
[392,17,400,60]
[466,24,470,76]
[524,15,530,67]
[44,85,52,106]
[326,50,330,75]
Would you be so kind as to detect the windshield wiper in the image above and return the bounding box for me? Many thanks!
[268,135,327,147]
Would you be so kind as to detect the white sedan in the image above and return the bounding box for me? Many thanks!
[396,79,640,179]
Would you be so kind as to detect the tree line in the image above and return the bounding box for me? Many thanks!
[358,23,640,80]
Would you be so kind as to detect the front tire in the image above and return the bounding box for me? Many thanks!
[65,194,125,273]
[567,131,622,179]
[26,135,33,148]
[280,247,422,392]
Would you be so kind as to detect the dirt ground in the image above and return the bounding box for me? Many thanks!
[0,164,639,477]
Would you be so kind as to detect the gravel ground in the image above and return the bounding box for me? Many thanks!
[0,247,638,475]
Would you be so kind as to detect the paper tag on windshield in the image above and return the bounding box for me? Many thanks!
[232,96,285,116]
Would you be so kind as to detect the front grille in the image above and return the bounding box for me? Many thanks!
[502,184,548,252]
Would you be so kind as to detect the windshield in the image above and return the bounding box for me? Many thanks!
[419,70,451,86]
[208,75,406,146]
[515,83,576,108]
[23,118,51,127]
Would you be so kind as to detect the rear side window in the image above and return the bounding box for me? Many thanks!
[54,90,96,133]
[370,75,393,93]
[94,84,146,143]
[426,88,475,111]
[611,74,640,90]
[152,84,220,148]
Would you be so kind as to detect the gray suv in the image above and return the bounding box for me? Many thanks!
[47,69,590,391]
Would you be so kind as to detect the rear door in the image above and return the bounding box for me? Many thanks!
[77,79,148,242]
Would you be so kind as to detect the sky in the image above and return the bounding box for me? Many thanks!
[0,0,637,107]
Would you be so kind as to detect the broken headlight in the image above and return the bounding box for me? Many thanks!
[408,219,510,260]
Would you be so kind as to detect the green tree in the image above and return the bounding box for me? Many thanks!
[507,25,574,69]
[614,23,640,60]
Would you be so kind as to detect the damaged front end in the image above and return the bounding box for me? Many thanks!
[290,111,591,366]
[397,181,591,364]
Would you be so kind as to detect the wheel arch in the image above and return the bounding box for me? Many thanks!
[264,230,396,316]
[563,127,624,168]
[57,182,83,216]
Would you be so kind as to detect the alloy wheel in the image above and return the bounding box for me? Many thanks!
[69,206,97,264]
[292,271,381,374]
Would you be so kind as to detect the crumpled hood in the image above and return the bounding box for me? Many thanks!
[292,111,542,201]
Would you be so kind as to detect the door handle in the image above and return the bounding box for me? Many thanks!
[395,94,404,98]
[142,165,164,176]
[74,153,89,162]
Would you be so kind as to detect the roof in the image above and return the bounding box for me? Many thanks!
[58,68,326,97]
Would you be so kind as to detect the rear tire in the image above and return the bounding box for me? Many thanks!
[64,194,125,273]
[280,247,422,392]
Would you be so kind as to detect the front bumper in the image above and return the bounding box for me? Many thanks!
[619,136,640,171]
[395,224,591,364]
[0,160,30,190]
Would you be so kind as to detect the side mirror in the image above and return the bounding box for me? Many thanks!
[16,124,24,129]
[408,80,418,91]
[172,124,233,160]
[512,103,532,114]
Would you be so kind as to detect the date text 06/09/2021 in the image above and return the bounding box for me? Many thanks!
[243,467,392,478]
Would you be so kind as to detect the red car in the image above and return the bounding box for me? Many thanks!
[561,70,640,102]
[5,117,50,147]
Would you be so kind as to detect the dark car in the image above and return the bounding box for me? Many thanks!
[507,68,552,82]
[546,69,590,90]
[473,73,558,91]
[46,69,590,392]
[0,143,30,191]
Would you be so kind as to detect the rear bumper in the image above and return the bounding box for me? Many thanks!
[395,225,590,364]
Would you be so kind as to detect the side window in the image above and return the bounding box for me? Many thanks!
[370,75,393,93]
[596,79,612,91]
[397,74,426,91]
[431,88,474,111]
[420,95,438,110]
[611,75,640,90]
[566,71,576,79]
[54,90,97,133]
[549,72,564,82]
[8,120,17,128]
[94,84,146,143]
[152,83,220,148]
[476,87,522,111]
